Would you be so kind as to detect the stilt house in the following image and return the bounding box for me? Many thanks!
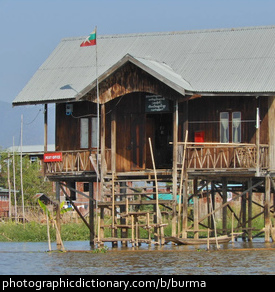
[13,25,275,245]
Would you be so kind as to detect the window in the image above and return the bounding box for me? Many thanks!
[220,112,229,143]
[220,111,241,143]
[91,117,98,148]
[80,117,99,148]
[80,118,89,148]
[232,112,241,143]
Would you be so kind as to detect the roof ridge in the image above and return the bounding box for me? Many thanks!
[61,24,275,42]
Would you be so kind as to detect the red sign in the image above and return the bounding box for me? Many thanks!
[44,152,62,162]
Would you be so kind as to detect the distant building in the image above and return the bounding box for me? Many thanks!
[0,187,9,217]
[7,144,55,164]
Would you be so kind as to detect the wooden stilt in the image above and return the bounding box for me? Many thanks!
[241,183,247,242]
[222,177,227,235]
[178,131,188,237]
[247,178,253,241]
[181,173,188,239]
[193,178,199,239]
[89,181,95,248]
[265,175,271,242]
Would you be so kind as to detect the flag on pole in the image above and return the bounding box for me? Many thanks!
[80,28,96,47]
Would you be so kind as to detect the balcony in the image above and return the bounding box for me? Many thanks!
[177,143,269,175]
[44,149,111,179]
[44,144,269,179]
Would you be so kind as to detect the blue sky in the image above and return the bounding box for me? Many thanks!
[1,0,275,104]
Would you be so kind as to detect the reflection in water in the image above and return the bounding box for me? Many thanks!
[0,240,274,275]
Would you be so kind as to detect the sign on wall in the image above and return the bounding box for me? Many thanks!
[44,152,62,162]
[145,95,170,113]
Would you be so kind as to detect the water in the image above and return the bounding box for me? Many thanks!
[0,240,274,275]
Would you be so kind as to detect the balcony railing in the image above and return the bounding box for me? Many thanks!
[177,143,269,172]
[44,149,111,176]
[44,144,269,177]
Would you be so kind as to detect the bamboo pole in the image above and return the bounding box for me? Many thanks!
[178,130,188,236]
[20,115,25,226]
[207,228,210,250]
[112,171,115,231]
[97,215,101,246]
[148,137,163,244]
[46,213,51,251]
[131,215,135,247]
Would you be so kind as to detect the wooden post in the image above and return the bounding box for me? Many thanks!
[241,181,247,242]
[131,215,135,247]
[247,178,253,241]
[182,173,188,238]
[149,137,163,244]
[256,100,260,176]
[120,181,127,247]
[178,131,188,236]
[210,181,215,237]
[265,175,271,242]
[89,181,95,248]
[231,212,234,243]
[222,177,227,235]
[111,109,116,174]
[55,182,62,250]
[172,99,178,237]
[193,178,199,239]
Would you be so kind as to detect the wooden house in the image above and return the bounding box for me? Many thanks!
[13,26,275,245]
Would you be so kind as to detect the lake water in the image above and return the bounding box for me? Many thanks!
[0,239,274,275]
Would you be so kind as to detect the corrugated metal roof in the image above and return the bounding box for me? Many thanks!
[13,25,275,105]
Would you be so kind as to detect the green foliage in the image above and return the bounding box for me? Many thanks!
[0,151,54,206]
[0,221,90,242]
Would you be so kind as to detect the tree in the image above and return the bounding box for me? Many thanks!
[0,151,54,206]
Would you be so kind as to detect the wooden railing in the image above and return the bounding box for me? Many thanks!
[44,149,111,175]
[177,143,269,171]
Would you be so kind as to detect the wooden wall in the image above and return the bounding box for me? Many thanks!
[55,101,97,151]
[55,90,270,173]
[187,96,268,144]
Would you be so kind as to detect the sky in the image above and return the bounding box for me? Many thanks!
[1,0,275,146]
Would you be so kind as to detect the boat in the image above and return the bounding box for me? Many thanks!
[165,235,233,245]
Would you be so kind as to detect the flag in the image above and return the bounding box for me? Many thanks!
[80,29,96,47]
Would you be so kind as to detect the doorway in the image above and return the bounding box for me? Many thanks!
[146,113,173,169]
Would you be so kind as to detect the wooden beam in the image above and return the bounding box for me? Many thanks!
[265,175,271,242]
[222,177,227,235]
[172,99,178,237]
[189,179,264,228]
[89,182,95,247]
[60,184,91,231]
[111,109,116,174]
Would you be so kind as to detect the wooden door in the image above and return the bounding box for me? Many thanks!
[130,114,145,170]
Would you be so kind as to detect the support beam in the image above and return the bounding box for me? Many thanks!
[241,182,247,241]
[222,177,227,235]
[248,178,253,241]
[265,175,271,242]
[89,182,95,247]
[55,182,61,250]
[193,178,199,239]
[189,179,264,228]
[111,109,116,174]
[59,184,91,231]
[172,99,178,237]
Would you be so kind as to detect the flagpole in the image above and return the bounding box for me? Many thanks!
[95,26,100,212]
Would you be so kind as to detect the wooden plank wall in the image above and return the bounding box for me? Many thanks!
[188,96,268,144]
